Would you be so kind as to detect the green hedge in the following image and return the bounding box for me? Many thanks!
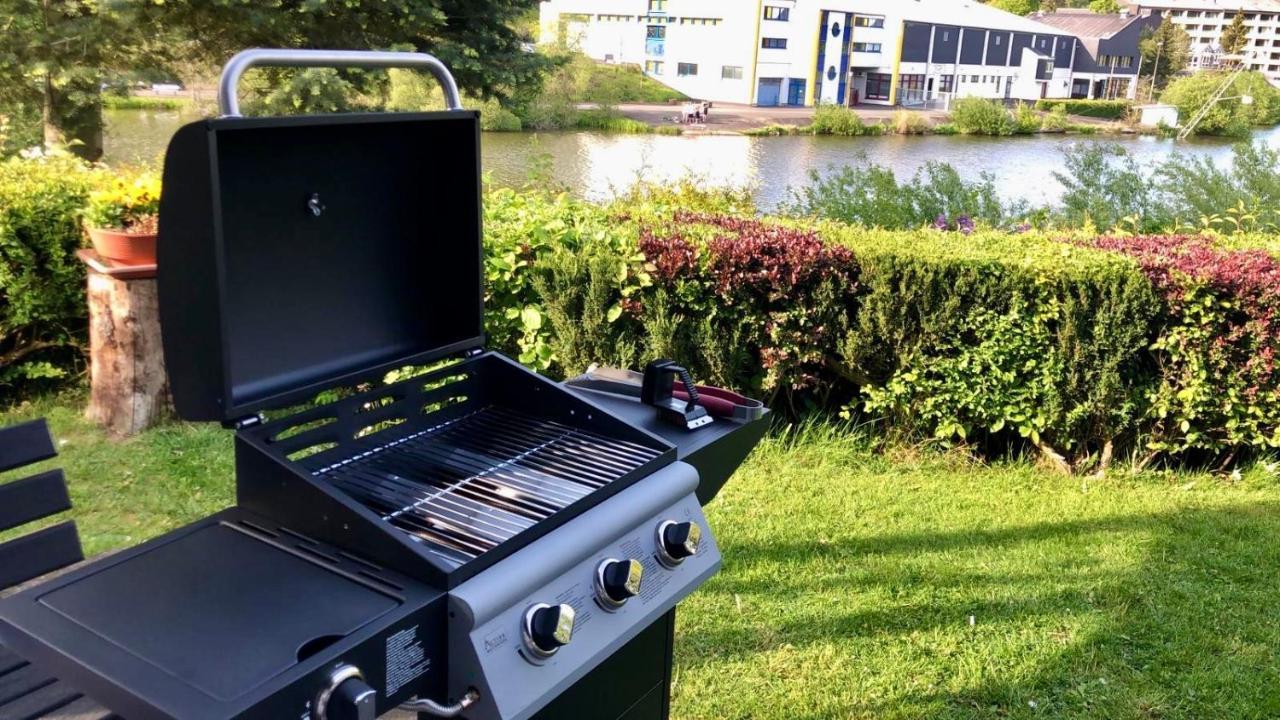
[0,154,99,397]
[1034,99,1131,119]
[483,189,1280,470]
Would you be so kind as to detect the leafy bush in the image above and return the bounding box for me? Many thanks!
[1091,235,1280,460]
[810,104,868,136]
[1034,99,1131,119]
[931,122,959,135]
[950,97,1015,136]
[574,108,659,134]
[0,153,100,396]
[1160,71,1280,136]
[890,110,930,135]
[783,155,1019,230]
[1013,102,1042,134]
[1053,143,1168,232]
[1041,105,1070,132]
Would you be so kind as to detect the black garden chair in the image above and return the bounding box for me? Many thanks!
[0,419,118,720]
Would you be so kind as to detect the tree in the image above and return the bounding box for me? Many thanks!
[1040,0,1061,13]
[1139,17,1192,94]
[1220,10,1249,55]
[0,1,148,159]
[987,0,1038,16]
[141,0,551,109]
[1088,0,1121,13]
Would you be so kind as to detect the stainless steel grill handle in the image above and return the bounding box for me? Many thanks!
[399,689,479,718]
[218,48,463,117]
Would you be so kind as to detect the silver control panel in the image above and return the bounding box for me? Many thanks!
[446,462,719,720]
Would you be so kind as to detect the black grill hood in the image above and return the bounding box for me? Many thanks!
[157,110,484,423]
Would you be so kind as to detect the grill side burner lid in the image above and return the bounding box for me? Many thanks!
[158,50,484,423]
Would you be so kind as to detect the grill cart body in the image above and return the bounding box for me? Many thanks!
[0,50,767,720]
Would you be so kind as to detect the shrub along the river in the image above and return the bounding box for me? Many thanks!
[1034,99,1131,120]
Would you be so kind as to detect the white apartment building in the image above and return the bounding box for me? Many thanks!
[1128,0,1280,85]
[539,0,1148,106]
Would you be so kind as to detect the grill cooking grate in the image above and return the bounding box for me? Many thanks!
[316,406,662,566]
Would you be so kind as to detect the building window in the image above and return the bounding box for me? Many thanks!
[763,6,789,21]
[762,37,787,49]
[644,60,664,75]
[852,42,882,53]
[855,16,885,28]
[939,74,955,93]
[942,30,950,41]
[827,66,837,81]
[994,35,1002,45]
[648,0,666,12]
[677,62,698,77]
[831,21,842,37]
[899,74,925,93]
[1119,56,1134,69]
[866,72,892,100]
[970,75,979,82]
[722,65,744,80]
[646,25,666,39]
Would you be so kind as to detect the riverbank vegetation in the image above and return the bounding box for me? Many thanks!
[1160,71,1280,137]
[746,102,1101,139]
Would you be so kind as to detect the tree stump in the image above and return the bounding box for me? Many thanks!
[84,268,171,436]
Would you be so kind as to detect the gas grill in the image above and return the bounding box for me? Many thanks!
[0,50,767,720]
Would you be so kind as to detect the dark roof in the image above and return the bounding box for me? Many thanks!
[1034,9,1146,39]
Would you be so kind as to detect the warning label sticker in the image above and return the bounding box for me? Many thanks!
[386,626,431,695]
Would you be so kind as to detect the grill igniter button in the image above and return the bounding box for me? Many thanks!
[656,520,701,568]
[595,558,644,610]
[522,603,575,660]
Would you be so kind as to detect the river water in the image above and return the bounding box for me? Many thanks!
[104,109,1280,211]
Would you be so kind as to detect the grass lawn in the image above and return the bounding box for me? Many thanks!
[4,395,1280,718]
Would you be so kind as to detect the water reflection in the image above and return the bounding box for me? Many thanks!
[104,109,1280,211]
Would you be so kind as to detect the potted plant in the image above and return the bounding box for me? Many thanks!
[84,171,161,266]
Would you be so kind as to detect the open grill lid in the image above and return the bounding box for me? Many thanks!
[158,50,484,423]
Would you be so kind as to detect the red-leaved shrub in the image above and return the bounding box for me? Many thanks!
[1091,235,1280,456]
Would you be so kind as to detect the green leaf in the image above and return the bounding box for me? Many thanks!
[606,305,624,323]
[521,306,543,331]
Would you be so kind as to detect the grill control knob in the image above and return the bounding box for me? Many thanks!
[329,677,377,720]
[314,665,375,720]
[595,558,644,610]
[523,603,575,659]
[656,520,701,568]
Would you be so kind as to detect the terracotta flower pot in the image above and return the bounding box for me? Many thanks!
[87,226,157,266]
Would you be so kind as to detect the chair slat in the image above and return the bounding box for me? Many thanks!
[0,679,81,720]
[35,694,118,720]
[0,664,55,706]
[0,646,26,677]
[0,420,56,475]
[0,523,84,591]
[0,471,71,533]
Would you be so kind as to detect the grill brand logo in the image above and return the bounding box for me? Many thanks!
[484,630,508,654]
